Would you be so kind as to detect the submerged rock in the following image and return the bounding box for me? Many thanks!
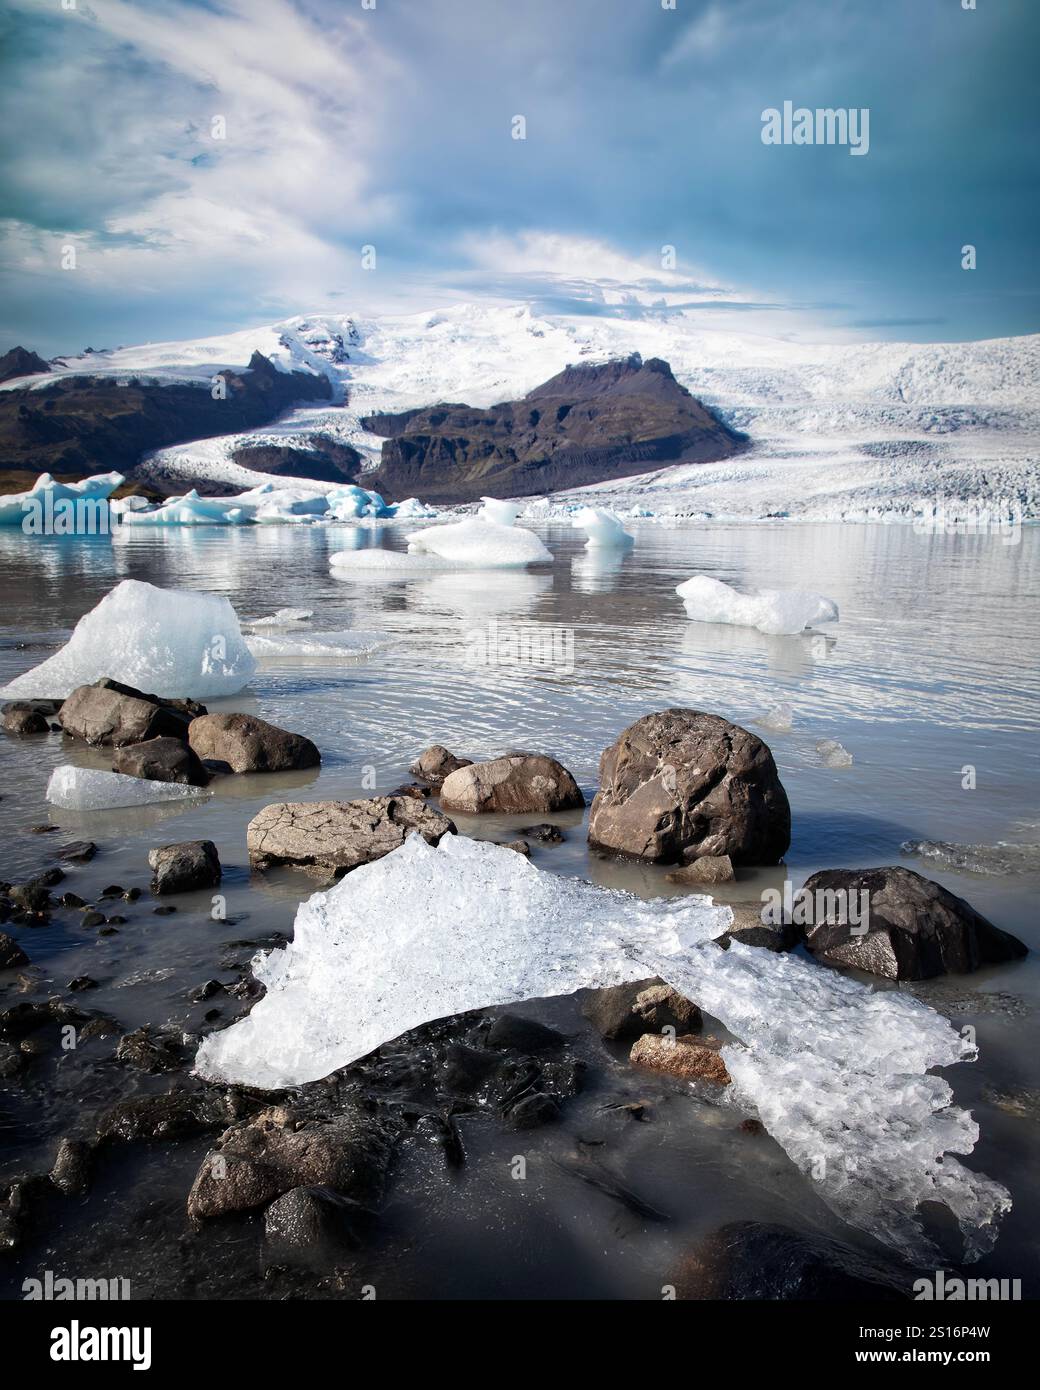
[50,1138,93,1196]
[0,933,29,968]
[799,866,1028,980]
[148,839,221,895]
[246,796,455,878]
[672,1221,912,1300]
[439,753,584,815]
[113,735,209,786]
[58,678,202,747]
[667,854,735,885]
[2,701,51,735]
[187,712,320,774]
[187,1105,398,1220]
[587,709,791,865]
[630,1032,731,1085]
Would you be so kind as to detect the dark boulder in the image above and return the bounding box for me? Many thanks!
[798,865,1028,980]
[588,709,790,865]
[59,678,203,747]
[582,978,701,1041]
[147,839,221,894]
[2,702,51,735]
[440,753,584,815]
[246,796,454,879]
[409,744,472,785]
[113,735,209,786]
[187,712,320,773]
[0,933,28,969]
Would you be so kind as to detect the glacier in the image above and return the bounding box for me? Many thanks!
[0,578,257,699]
[195,833,1010,1265]
[677,575,839,636]
[46,765,212,810]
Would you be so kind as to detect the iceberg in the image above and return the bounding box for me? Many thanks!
[119,490,249,527]
[0,471,124,529]
[405,518,552,567]
[390,497,438,520]
[477,497,521,526]
[816,737,854,768]
[0,578,257,699]
[329,547,448,574]
[46,765,211,810]
[571,505,634,548]
[196,834,1009,1265]
[677,575,839,636]
[755,702,794,732]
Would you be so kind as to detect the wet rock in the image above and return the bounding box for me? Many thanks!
[440,753,584,815]
[630,1032,731,1086]
[96,1088,253,1142]
[582,978,701,1042]
[81,911,106,928]
[115,1027,186,1073]
[148,839,221,895]
[409,744,472,786]
[0,933,29,969]
[502,839,530,856]
[187,713,320,774]
[67,976,97,992]
[506,1093,560,1129]
[0,1040,27,1077]
[520,823,565,843]
[716,902,798,952]
[2,701,50,735]
[666,854,735,885]
[672,1221,912,1300]
[59,678,202,747]
[486,1014,565,1053]
[153,905,177,915]
[587,709,790,865]
[113,735,210,786]
[50,1138,93,1196]
[247,796,455,878]
[190,979,226,1002]
[10,869,63,913]
[263,1186,359,1266]
[439,1042,501,1094]
[799,866,1028,980]
[99,884,126,898]
[57,841,96,862]
[0,1176,44,1251]
[186,1104,399,1220]
[388,782,428,800]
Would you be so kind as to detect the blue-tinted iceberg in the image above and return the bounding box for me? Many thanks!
[0,471,124,529]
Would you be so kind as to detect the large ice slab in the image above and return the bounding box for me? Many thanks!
[0,471,124,528]
[571,505,634,548]
[677,575,839,636]
[405,518,552,567]
[195,833,1009,1264]
[46,765,211,810]
[329,547,448,574]
[119,489,249,527]
[0,578,257,699]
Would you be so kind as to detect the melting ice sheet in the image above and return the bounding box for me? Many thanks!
[676,574,838,636]
[195,835,1010,1264]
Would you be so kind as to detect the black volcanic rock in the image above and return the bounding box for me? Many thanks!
[0,351,332,479]
[231,434,363,484]
[363,354,746,503]
[0,347,50,384]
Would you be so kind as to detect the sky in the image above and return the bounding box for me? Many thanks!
[0,0,1037,357]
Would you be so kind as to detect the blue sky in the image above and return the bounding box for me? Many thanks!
[1,0,1037,356]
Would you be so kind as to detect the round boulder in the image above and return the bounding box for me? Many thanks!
[439,753,584,815]
[587,708,790,865]
[188,712,320,774]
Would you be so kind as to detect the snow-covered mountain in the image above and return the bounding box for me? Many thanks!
[8,303,1039,520]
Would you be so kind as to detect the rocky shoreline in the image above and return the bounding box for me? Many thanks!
[1,682,1029,1298]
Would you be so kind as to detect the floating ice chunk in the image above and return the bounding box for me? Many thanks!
[571,505,634,549]
[676,575,839,636]
[390,497,438,520]
[755,702,794,732]
[477,497,521,526]
[0,578,257,699]
[0,471,124,528]
[816,737,854,768]
[120,490,250,527]
[405,519,552,567]
[195,834,1009,1264]
[46,765,211,810]
[109,495,149,515]
[246,629,385,659]
[329,547,448,574]
[248,608,314,628]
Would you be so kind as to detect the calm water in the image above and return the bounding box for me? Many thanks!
[1,518,1038,1297]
